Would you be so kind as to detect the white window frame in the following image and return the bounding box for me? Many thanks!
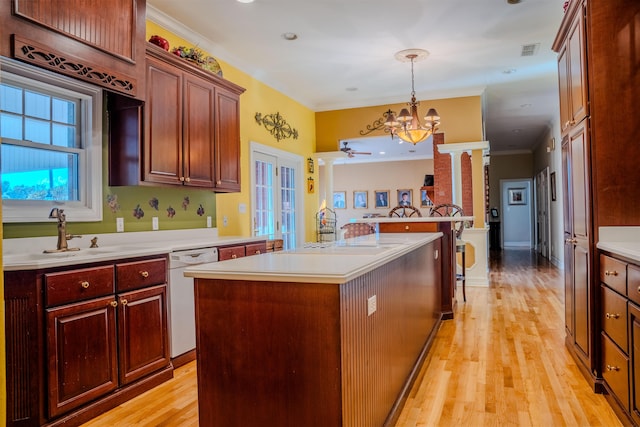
[1,57,103,223]
[249,141,305,249]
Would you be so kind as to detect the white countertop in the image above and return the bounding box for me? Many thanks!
[184,232,442,284]
[2,228,266,271]
[598,226,640,263]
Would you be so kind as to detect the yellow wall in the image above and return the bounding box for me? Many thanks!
[146,23,319,242]
[488,152,534,211]
[315,95,483,151]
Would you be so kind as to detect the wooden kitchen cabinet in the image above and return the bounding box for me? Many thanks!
[4,255,172,427]
[0,0,146,99]
[109,44,245,191]
[556,0,588,137]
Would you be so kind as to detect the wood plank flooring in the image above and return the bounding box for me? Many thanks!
[81,249,621,427]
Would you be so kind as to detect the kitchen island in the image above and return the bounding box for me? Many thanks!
[185,232,444,427]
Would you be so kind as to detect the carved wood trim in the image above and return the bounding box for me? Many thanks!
[12,35,138,97]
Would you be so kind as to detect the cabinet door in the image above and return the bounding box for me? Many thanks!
[183,73,216,187]
[558,44,571,135]
[144,57,184,185]
[118,284,170,385]
[46,296,118,418]
[567,5,588,127]
[214,87,241,192]
[630,302,640,425]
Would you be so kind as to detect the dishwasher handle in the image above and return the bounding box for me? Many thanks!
[171,251,218,265]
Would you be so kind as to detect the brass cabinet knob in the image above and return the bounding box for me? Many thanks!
[180,177,185,182]
[140,271,149,278]
[604,270,619,277]
[80,281,90,289]
[110,301,118,307]
[217,180,222,185]
[606,364,620,372]
[605,313,620,320]
[255,250,261,254]
[120,299,128,306]
[185,177,191,183]
[231,254,237,259]
[405,225,410,230]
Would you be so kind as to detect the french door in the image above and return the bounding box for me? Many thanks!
[252,146,301,250]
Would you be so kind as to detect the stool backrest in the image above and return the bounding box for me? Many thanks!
[429,203,465,239]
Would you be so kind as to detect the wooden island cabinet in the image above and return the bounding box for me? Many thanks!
[5,255,172,427]
[186,233,445,427]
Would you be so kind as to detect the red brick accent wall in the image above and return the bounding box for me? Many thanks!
[433,133,451,205]
[433,133,474,217]
[462,152,473,216]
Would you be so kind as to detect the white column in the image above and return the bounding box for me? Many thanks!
[450,151,464,205]
[315,151,348,210]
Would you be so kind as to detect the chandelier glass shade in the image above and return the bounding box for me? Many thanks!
[384,51,440,145]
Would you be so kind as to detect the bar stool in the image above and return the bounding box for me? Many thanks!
[429,203,467,302]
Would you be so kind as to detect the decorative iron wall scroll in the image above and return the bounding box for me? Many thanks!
[359,109,395,136]
[255,112,299,142]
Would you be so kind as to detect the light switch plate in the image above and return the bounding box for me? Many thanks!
[206,216,212,228]
[116,217,124,233]
[367,295,377,316]
[152,217,159,230]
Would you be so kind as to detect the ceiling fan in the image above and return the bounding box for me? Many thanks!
[340,141,372,158]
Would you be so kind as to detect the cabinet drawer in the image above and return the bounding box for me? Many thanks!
[629,265,640,307]
[600,254,627,295]
[378,222,438,233]
[246,242,267,256]
[116,258,167,292]
[602,285,628,351]
[45,265,114,307]
[219,245,245,261]
[602,332,630,411]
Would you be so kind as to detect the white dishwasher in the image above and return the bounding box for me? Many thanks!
[168,246,218,358]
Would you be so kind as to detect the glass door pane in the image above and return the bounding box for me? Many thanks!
[254,154,276,239]
[280,163,296,250]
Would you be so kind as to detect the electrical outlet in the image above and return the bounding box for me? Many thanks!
[367,295,377,316]
[207,216,212,228]
[152,217,159,230]
[116,217,124,233]
[223,216,228,227]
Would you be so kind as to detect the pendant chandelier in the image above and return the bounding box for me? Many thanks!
[384,49,440,145]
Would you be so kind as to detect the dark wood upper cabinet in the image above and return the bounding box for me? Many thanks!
[0,0,146,98]
[109,44,245,192]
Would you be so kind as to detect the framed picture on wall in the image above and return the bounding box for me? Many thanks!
[374,190,389,209]
[333,191,346,209]
[397,189,413,206]
[420,188,433,207]
[353,191,368,209]
[508,188,526,205]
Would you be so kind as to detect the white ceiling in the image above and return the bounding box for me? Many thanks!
[147,0,564,157]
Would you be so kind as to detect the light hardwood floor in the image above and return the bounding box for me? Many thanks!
[82,249,621,427]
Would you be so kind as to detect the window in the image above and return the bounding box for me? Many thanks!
[1,58,103,222]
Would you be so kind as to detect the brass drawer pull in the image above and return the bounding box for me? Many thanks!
[255,250,261,254]
[605,313,620,320]
[606,364,620,372]
[605,270,619,277]
[405,225,410,230]
[80,281,90,289]
[120,299,128,306]
[231,254,237,259]
[110,301,118,307]
[140,271,149,278]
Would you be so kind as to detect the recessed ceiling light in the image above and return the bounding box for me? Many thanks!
[237,0,254,3]
[281,32,298,41]
[345,87,358,92]
[503,68,517,74]
[520,103,532,108]
[512,129,522,133]
[507,0,522,4]
[379,151,386,155]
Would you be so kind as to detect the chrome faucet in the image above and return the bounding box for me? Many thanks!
[44,208,82,253]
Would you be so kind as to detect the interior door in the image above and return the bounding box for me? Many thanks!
[253,151,300,250]
[535,168,550,259]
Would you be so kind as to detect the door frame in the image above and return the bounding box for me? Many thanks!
[534,167,551,259]
[249,141,305,248]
